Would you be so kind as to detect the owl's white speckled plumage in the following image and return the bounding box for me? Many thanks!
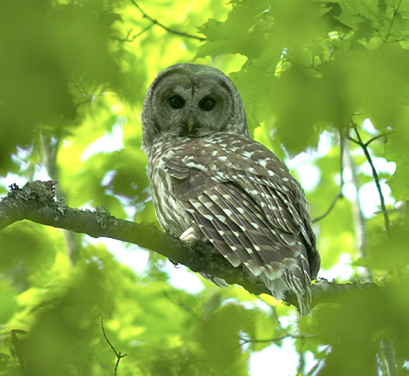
[142,63,320,314]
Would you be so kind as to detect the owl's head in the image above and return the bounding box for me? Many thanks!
[142,64,248,152]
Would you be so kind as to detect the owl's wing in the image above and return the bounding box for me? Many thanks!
[164,134,320,283]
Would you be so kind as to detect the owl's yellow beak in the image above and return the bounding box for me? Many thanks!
[187,115,194,133]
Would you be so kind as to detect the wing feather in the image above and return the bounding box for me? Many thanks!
[203,188,275,277]
[159,133,320,313]
[186,203,242,267]
[194,191,265,276]
[175,168,304,280]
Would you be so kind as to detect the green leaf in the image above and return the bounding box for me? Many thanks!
[197,0,270,59]
[0,222,59,287]
[0,0,121,172]
[0,280,18,322]
[198,303,250,375]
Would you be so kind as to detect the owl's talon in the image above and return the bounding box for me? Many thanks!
[180,226,200,245]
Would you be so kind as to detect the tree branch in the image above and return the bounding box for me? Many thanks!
[0,181,268,295]
[0,181,375,311]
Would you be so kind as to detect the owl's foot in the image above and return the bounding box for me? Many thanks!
[180,226,201,245]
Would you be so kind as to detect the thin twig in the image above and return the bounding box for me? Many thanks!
[130,0,206,41]
[347,132,392,148]
[296,337,306,375]
[385,0,403,41]
[364,132,392,147]
[312,130,344,223]
[270,304,286,332]
[312,191,343,223]
[255,296,287,332]
[351,124,391,234]
[112,28,133,42]
[112,24,154,42]
[163,291,199,318]
[345,134,360,145]
[101,318,127,376]
[239,333,317,345]
[344,140,371,280]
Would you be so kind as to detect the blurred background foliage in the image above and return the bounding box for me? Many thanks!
[0,0,409,375]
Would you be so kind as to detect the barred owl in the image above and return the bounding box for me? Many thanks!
[142,63,320,314]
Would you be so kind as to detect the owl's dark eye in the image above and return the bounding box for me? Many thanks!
[199,96,216,111]
[169,95,185,109]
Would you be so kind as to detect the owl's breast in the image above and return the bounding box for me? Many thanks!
[147,138,193,237]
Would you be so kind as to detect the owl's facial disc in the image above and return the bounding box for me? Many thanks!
[142,63,250,152]
[152,70,233,137]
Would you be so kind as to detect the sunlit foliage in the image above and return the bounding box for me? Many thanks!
[1,0,409,375]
